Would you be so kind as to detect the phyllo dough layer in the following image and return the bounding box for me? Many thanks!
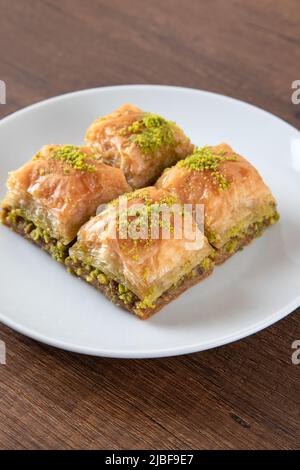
[1,145,131,259]
[67,187,214,319]
[156,144,279,263]
[85,103,194,189]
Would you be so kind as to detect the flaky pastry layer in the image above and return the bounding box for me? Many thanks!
[2,144,131,244]
[69,187,213,306]
[85,104,194,188]
[156,143,279,248]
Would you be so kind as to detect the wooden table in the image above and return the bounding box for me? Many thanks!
[0,0,299,450]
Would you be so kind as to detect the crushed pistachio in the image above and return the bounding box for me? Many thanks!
[118,284,126,294]
[110,189,181,261]
[90,269,100,279]
[117,283,134,304]
[50,145,96,172]
[83,263,92,273]
[49,243,69,263]
[225,239,238,255]
[136,295,155,310]
[24,222,34,234]
[111,189,178,207]
[200,257,212,272]
[2,208,69,262]
[7,211,18,224]
[30,227,41,241]
[269,213,280,224]
[224,209,279,245]
[43,231,50,244]
[207,231,218,244]
[177,146,238,189]
[33,151,43,160]
[120,113,174,154]
[98,273,108,285]
[218,210,280,257]
[142,267,150,280]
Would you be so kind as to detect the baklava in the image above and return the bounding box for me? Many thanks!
[85,103,194,189]
[156,144,279,263]
[66,187,214,319]
[1,144,131,262]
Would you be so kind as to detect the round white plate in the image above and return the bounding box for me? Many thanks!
[0,85,299,358]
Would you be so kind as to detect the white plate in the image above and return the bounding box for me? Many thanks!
[0,85,300,358]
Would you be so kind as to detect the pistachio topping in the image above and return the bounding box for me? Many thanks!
[121,113,174,154]
[177,146,238,190]
[50,145,96,172]
[207,230,218,244]
[110,188,178,208]
[109,189,182,261]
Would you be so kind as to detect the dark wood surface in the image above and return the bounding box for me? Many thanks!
[0,0,299,450]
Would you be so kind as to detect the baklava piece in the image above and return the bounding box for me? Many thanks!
[85,103,194,189]
[66,187,214,319]
[156,144,279,264]
[1,145,131,262]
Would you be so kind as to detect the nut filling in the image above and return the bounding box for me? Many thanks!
[213,212,280,264]
[1,207,71,263]
[65,256,214,320]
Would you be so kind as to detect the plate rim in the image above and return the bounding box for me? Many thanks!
[0,84,299,358]
[1,83,299,136]
[0,297,299,358]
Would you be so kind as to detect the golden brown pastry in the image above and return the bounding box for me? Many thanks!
[156,144,279,263]
[85,103,194,189]
[67,187,214,319]
[1,144,131,261]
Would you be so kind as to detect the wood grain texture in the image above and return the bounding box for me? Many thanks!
[0,0,299,450]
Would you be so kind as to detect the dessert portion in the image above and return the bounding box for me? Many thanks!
[156,144,279,263]
[1,144,131,262]
[0,99,281,321]
[85,103,194,189]
[66,187,214,319]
